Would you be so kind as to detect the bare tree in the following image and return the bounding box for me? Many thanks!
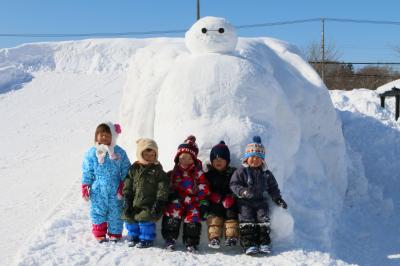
[304,41,341,63]
[353,66,400,89]
[304,41,350,89]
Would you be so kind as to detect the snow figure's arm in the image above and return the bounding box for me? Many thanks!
[229,169,246,197]
[156,170,169,202]
[196,170,210,205]
[122,166,135,199]
[119,149,131,182]
[82,150,95,185]
[266,170,282,201]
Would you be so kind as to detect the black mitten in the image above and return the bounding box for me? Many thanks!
[151,199,166,219]
[125,196,134,215]
[168,191,180,201]
[274,198,288,209]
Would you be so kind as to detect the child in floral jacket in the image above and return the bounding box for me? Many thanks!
[161,135,210,252]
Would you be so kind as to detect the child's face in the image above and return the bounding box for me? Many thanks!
[179,153,194,169]
[247,156,263,168]
[96,132,112,145]
[142,148,156,163]
[212,158,227,171]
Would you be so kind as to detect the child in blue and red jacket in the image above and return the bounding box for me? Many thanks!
[161,135,210,252]
[81,122,131,243]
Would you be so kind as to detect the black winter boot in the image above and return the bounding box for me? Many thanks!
[258,223,271,245]
[161,216,181,241]
[183,222,202,248]
[258,223,272,254]
[239,223,259,250]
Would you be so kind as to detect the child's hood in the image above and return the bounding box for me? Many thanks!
[105,122,121,147]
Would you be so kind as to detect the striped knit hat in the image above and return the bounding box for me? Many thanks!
[174,135,199,164]
[243,136,265,162]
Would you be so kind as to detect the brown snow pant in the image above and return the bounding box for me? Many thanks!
[207,216,239,240]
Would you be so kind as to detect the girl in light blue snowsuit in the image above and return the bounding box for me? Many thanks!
[81,122,131,243]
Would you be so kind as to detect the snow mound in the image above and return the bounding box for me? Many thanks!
[0,66,32,93]
[330,89,399,128]
[330,89,400,265]
[0,39,166,75]
[119,16,348,250]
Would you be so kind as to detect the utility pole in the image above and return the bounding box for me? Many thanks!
[197,0,200,21]
[321,18,325,83]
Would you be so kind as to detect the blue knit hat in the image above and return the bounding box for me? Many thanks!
[210,141,230,164]
[243,136,265,161]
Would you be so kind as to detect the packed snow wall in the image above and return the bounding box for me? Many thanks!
[119,17,348,249]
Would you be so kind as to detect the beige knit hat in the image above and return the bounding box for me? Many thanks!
[136,138,159,163]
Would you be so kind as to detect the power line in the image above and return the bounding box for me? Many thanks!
[235,18,321,29]
[324,17,400,26]
[2,17,400,38]
[310,61,400,65]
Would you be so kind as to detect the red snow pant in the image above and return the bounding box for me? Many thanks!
[92,222,122,239]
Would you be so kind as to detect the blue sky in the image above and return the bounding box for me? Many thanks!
[1,0,400,62]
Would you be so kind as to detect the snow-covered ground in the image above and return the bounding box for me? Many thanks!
[0,32,399,265]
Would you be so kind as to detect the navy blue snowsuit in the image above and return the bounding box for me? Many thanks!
[230,164,282,249]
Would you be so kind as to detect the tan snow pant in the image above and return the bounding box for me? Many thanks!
[207,216,239,240]
[224,219,239,239]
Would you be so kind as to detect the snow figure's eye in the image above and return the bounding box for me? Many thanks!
[201,28,207,34]
[218,28,225,33]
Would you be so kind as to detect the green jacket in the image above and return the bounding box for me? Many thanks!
[121,162,169,222]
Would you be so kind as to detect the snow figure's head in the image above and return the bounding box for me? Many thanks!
[185,16,238,54]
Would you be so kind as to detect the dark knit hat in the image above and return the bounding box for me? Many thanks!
[174,135,199,164]
[210,140,230,164]
[243,136,265,162]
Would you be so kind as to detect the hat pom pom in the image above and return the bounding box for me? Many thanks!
[253,136,262,144]
[114,124,122,134]
[219,140,226,145]
[185,135,196,144]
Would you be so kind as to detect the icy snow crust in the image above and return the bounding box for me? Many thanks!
[3,18,398,265]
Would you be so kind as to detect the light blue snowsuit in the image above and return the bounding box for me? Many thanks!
[82,145,131,234]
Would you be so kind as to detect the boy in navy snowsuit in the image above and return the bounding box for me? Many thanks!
[205,141,239,249]
[230,136,287,255]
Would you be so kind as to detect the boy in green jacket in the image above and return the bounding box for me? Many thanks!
[122,138,169,248]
